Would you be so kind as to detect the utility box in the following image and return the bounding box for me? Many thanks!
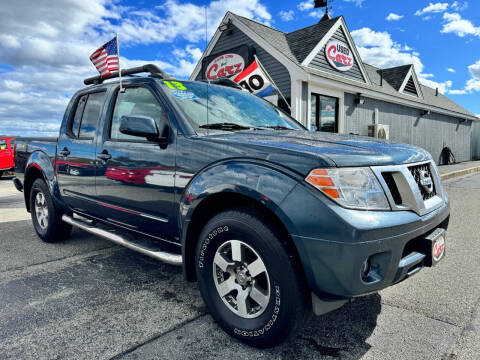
[368,124,390,140]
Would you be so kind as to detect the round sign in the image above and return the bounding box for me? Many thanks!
[433,236,445,262]
[205,53,245,80]
[325,39,354,72]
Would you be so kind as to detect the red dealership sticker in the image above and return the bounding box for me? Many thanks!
[432,235,445,262]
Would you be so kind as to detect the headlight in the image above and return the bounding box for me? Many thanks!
[305,168,390,210]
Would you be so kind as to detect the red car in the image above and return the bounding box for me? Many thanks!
[0,137,15,177]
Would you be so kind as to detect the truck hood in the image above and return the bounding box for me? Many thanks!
[204,130,431,175]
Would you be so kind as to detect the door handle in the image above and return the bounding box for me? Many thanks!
[97,151,112,161]
[60,147,70,157]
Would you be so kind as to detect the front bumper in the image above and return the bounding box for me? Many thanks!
[279,183,450,299]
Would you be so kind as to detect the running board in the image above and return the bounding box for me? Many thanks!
[62,215,182,266]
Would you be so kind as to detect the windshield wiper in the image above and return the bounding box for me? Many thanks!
[260,125,292,130]
[199,122,253,131]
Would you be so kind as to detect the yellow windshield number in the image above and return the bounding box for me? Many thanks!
[163,81,187,91]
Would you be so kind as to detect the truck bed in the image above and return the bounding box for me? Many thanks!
[14,137,58,184]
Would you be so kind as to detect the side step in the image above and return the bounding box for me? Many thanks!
[62,215,182,266]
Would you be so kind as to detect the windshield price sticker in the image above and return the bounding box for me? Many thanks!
[172,90,197,100]
[163,81,187,90]
[163,81,196,100]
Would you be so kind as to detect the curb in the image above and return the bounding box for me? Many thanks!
[440,166,480,181]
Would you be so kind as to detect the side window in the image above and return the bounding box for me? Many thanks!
[110,87,167,141]
[79,92,106,139]
[71,95,87,137]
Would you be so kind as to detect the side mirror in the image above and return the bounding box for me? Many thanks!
[119,115,168,143]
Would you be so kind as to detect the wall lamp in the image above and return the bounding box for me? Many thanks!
[355,93,365,105]
[421,110,431,117]
[219,19,233,34]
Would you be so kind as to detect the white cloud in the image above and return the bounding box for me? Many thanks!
[447,68,456,73]
[3,80,23,90]
[297,1,314,11]
[447,59,480,94]
[344,0,365,8]
[415,2,449,16]
[351,27,453,94]
[309,9,325,18]
[0,0,272,136]
[107,0,272,45]
[386,13,403,21]
[451,1,468,11]
[441,12,480,37]
[160,45,203,77]
[279,10,294,21]
[449,89,467,94]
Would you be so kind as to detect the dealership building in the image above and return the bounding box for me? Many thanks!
[191,12,479,164]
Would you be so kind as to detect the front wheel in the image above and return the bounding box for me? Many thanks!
[30,178,72,243]
[195,209,308,348]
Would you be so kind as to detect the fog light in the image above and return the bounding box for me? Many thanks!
[361,259,371,279]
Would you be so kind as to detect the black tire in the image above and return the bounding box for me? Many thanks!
[30,178,72,243]
[195,208,308,348]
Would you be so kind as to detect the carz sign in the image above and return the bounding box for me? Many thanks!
[205,53,245,80]
[325,39,354,72]
[201,45,252,81]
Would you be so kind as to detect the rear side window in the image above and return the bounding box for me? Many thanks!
[69,92,105,139]
[71,95,87,137]
[0,140,6,151]
[110,87,167,141]
[79,92,106,139]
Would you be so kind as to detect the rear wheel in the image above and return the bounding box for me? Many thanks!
[30,178,72,243]
[195,208,308,348]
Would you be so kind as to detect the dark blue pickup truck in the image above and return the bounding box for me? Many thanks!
[14,64,449,347]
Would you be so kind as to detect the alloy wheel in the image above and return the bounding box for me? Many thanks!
[213,239,271,319]
[35,192,49,230]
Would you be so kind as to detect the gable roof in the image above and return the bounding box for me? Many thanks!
[382,65,412,91]
[364,64,473,116]
[192,12,477,121]
[234,14,340,66]
[285,17,340,64]
[234,15,299,65]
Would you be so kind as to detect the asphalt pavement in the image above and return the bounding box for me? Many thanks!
[0,173,478,360]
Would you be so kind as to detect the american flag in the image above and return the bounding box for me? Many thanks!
[89,37,119,78]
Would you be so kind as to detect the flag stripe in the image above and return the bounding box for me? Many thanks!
[89,37,119,79]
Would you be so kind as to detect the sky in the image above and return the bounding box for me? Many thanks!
[0,0,479,136]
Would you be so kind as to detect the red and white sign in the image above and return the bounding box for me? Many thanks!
[325,39,354,72]
[233,58,275,98]
[432,235,445,262]
[205,53,245,80]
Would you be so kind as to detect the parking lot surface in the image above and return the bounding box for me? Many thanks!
[0,173,478,359]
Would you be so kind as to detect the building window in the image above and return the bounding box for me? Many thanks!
[311,94,338,133]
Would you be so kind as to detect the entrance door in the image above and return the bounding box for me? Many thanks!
[311,94,339,133]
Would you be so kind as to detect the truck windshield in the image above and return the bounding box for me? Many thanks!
[0,140,7,151]
[160,81,304,132]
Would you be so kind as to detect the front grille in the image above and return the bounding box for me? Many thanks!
[409,163,436,200]
[382,172,402,205]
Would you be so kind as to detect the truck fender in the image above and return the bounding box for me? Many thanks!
[24,151,66,212]
[178,159,302,280]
